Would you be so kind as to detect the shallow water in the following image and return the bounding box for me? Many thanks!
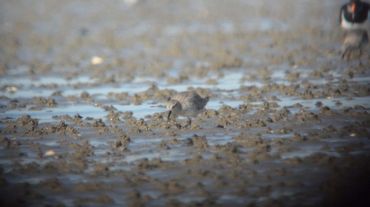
[1,0,370,206]
[2,104,105,123]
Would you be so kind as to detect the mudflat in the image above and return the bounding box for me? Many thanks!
[1,0,370,206]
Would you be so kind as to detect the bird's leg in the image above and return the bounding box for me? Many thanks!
[345,50,352,60]
[185,117,192,128]
[359,55,364,67]
[167,110,172,122]
[341,49,348,60]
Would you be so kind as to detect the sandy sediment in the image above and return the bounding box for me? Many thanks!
[1,0,370,206]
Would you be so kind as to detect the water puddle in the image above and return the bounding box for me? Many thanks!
[278,96,370,110]
[2,104,105,123]
[0,75,92,98]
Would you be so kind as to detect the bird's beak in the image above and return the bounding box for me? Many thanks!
[351,3,356,13]
[167,110,172,120]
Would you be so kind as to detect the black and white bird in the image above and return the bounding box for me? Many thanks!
[339,0,370,30]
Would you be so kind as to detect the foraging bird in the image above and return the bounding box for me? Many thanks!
[339,0,370,30]
[166,91,209,120]
[341,29,369,60]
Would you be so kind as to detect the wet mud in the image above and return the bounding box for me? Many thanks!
[1,0,370,206]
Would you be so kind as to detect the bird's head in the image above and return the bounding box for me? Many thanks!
[349,0,359,13]
[166,99,182,120]
[204,96,210,103]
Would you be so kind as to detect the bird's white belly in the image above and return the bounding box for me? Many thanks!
[341,12,369,30]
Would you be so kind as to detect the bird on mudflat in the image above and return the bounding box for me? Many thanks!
[166,91,210,120]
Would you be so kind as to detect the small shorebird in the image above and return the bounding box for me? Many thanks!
[341,29,369,60]
[339,0,370,30]
[166,91,209,120]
